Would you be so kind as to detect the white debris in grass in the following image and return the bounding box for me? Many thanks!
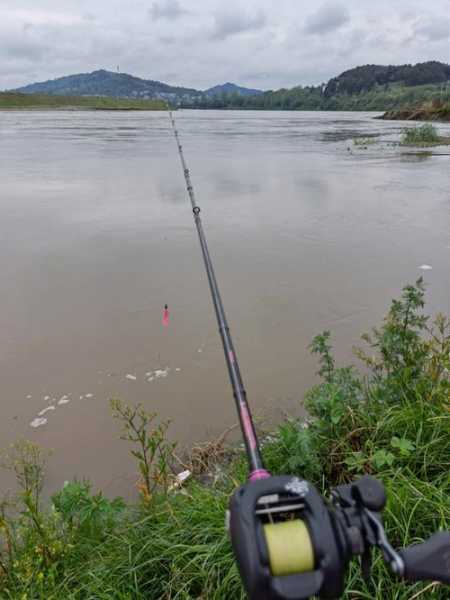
[38,406,55,416]
[419,264,432,270]
[26,395,32,399]
[30,417,47,428]
[85,393,94,398]
[58,397,70,405]
[175,368,181,372]
[145,371,153,377]
[126,374,137,381]
[169,469,192,491]
[80,395,84,400]
[44,396,50,401]
[147,377,154,382]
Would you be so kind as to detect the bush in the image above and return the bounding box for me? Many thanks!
[401,123,439,145]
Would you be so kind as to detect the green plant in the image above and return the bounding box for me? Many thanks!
[401,123,439,145]
[111,399,177,503]
[52,480,124,539]
[353,137,376,146]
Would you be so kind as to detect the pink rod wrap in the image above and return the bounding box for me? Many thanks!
[249,469,271,481]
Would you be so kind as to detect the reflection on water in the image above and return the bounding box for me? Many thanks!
[0,110,449,497]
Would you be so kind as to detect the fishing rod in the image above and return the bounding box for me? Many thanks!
[167,108,268,481]
[167,107,450,599]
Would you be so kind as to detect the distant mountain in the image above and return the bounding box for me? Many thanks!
[13,61,450,111]
[203,82,263,97]
[14,70,264,104]
[15,69,203,103]
[324,61,450,96]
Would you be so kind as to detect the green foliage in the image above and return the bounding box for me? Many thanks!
[110,399,176,503]
[0,92,166,111]
[353,137,376,146]
[52,481,125,538]
[186,81,450,112]
[401,123,440,145]
[325,61,450,96]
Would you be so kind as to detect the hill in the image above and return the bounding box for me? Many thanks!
[14,70,262,103]
[11,61,450,111]
[204,82,263,97]
[191,62,450,111]
[15,69,202,103]
[324,61,450,96]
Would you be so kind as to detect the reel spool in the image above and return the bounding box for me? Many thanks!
[263,520,314,577]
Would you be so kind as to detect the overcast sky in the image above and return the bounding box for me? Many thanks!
[1,0,450,91]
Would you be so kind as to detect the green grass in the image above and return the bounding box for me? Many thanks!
[401,123,450,148]
[0,92,166,111]
[0,280,449,599]
[401,124,441,146]
[353,136,376,147]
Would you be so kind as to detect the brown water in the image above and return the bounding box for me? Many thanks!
[1,110,449,498]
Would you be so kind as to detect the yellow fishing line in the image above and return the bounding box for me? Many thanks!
[263,520,314,576]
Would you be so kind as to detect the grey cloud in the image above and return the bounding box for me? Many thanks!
[150,0,187,21]
[211,9,266,41]
[415,18,450,41]
[304,2,350,35]
[1,0,450,93]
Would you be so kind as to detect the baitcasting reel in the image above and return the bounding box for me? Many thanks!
[230,475,450,599]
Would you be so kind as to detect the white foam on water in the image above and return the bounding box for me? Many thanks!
[58,398,70,405]
[154,368,169,378]
[175,368,181,372]
[44,395,50,401]
[147,377,155,382]
[26,395,32,399]
[126,374,137,381]
[419,264,432,270]
[85,393,94,398]
[145,371,153,377]
[80,395,84,400]
[30,417,47,428]
[38,406,55,416]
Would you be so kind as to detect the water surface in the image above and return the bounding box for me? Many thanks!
[1,110,449,497]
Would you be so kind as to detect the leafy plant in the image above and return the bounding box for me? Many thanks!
[111,399,176,503]
[353,136,376,146]
[52,480,124,538]
[401,123,440,145]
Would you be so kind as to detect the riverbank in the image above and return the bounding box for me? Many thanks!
[0,280,448,599]
[0,92,166,110]
[380,99,450,122]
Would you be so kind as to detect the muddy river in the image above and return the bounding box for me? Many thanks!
[1,109,449,497]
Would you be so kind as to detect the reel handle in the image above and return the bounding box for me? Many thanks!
[399,532,450,584]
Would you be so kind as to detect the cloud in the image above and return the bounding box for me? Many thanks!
[0,0,450,92]
[415,17,450,42]
[304,2,350,35]
[211,9,266,41]
[150,0,187,21]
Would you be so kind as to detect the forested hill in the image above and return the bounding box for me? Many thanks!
[190,61,450,111]
[324,61,450,96]
[12,61,450,111]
